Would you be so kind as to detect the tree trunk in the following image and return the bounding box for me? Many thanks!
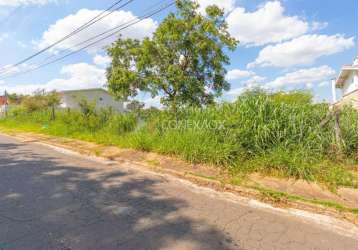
[171,95,179,121]
[51,105,56,120]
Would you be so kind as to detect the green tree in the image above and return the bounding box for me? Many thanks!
[46,91,61,120]
[22,90,47,113]
[7,93,26,105]
[21,90,61,119]
[106,0,237,112]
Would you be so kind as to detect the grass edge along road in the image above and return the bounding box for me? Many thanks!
[0,129,357,223]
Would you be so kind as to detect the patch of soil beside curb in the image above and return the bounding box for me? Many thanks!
[3,131,358,225]
[250,174,358,208]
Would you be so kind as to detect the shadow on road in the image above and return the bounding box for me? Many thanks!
[0,141,236,249]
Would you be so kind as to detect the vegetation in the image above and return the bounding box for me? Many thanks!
[106,0,237,112]
[126,100,145,113]
[14,90,61,120]
[1,90,357,189]
[0,2,356,191]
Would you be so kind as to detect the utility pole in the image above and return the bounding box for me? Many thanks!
[331,78,337,104]
[330,78,343,152]
[320,79,344,154]
[4,90,8,117]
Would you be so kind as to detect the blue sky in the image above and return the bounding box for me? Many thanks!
[0,0,357,106]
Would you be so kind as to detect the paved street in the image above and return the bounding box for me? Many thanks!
[0,134,357,250]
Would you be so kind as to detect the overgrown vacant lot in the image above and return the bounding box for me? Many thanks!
[1,91,358,189]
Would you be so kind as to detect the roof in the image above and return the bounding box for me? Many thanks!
[60,88,109,94]
[336,65,358,88]
[0,96,7,105]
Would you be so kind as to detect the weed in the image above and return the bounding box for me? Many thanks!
[1,90,357,189]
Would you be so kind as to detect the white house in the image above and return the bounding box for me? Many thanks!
[333,57,358,109]
[60,88,125,112]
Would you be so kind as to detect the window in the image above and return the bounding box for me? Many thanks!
[99,97,103,101]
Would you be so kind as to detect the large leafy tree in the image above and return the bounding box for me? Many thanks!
[106,0,237,112]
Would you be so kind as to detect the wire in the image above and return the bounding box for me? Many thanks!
[0,1,175,81]
[0,0,134,74]
[39,0,168,65]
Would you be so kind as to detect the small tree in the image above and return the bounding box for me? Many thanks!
[78,99,96,117]
[21,90,61,119]
[46,91,61,120]
[106,0,237,112]
[22,90,47,113]
[7,93,25,105]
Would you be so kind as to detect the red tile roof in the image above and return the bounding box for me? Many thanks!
[0,96,8,105]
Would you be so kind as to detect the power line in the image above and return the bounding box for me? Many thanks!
[0,0,134,74]
[0,0,130,74]
[0,1,175,81]
[39,0,168,65]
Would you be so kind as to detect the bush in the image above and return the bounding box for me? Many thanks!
[107,113,137,134]
[1,90,357,187]
[340,106,358,158]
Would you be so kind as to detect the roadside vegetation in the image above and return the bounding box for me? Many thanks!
[1,90,357,190]
[0,1,357,190]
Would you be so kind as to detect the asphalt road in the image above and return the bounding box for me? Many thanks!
[0,134,357,250]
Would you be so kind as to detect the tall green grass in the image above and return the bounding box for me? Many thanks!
[1,90,357,188]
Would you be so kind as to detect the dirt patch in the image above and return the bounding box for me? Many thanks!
[250,174,358,208]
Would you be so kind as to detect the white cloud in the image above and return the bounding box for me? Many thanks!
[227,1,308,47]
[2,63,106,94]
[36,9,157,53]
[244,75,266,87]
[318,81,329,87]
[226,87,244,96]
[266,65,336,89]
[226,74,266,98]
[249,34,354,68]
[226,69,253,80]
[0,63,36,77]
[311,21,328,31]
[306,82,313,89]
[46,63,106,90]
[0,33,9,42]
[17,41,29,48]
[0,0,59,6]
[197,0,236,14]
[93,54,111,67]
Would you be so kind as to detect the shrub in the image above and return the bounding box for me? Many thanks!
[1,90,357,188]
[107,113,137,134]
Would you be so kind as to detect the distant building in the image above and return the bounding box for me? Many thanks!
[333,57,358,108]
[60,88,125,112]
[0,95,8,117]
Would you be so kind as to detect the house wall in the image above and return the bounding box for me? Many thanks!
[336,89,358,109]
[60,90,125,112]
[342,71,358,95]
